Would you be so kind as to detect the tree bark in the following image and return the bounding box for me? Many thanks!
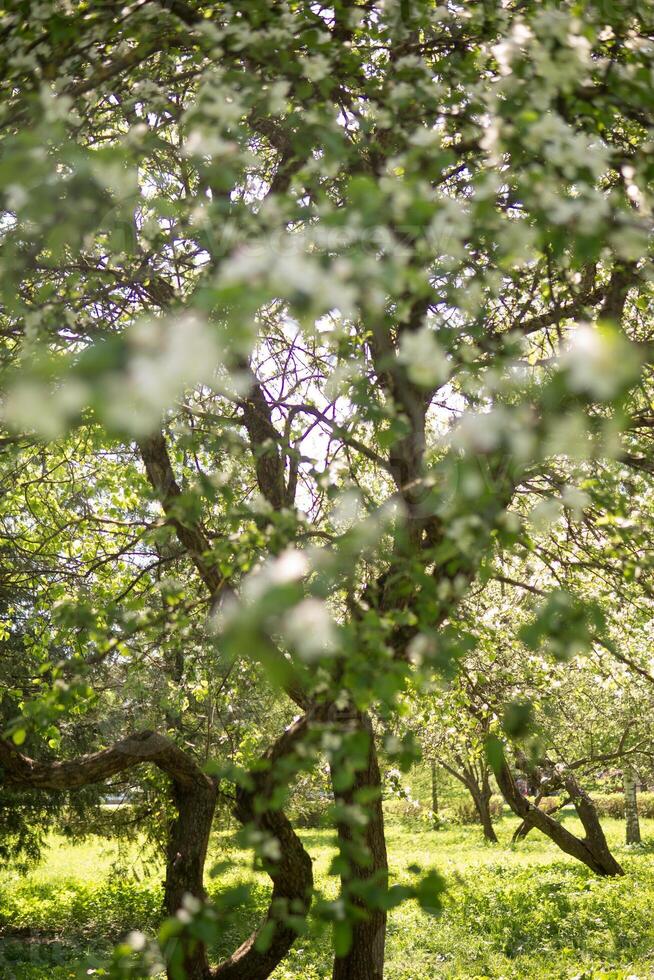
[512,797,570,843]
[330,710,388,980]
[164,771,218,979]
[441,758,498,843]
[430,758,439,825]
[564,774,624,876]
[624,768,641,844]
[470,777,498,844]
[493,757,623,876]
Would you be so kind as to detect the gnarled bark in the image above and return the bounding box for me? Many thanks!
[1,713,321,980]
[564,774,623,876]
[164,777,218,979]
[138,433,223,598]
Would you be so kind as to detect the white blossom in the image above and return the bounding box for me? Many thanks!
[103,313,222,434]
[561,485,590,518]
[399,327,449,388]
[267,80,290,114]
[529,498,563,531]
[183,129,238,158]
[3,378,87,440]
[40,84,75,123]
[243,548,309,603]
[300,54,330,82]
[260,835,282,861]
[282,598,338,661]
[545,411,592,460]
[181,894,202,915]
[562,323,639,399]
[409,127,442,148]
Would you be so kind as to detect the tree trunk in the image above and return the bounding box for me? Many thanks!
[624,768,641,844]
[430,758,439,825]
[163,778,217,980]
[330,710,388,980]
[442,758,498,843]
[564,774,624,876]
[471,779,498,844]
[493,756,623,876]
[512,797,570,843]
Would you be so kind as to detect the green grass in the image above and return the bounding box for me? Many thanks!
[2,815,654,979]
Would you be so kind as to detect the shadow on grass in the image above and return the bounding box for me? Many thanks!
[0,935,108,969]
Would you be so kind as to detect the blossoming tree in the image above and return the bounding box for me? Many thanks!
[1,1,654,978]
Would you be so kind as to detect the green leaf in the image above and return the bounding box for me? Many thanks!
[484,735,505,773]
[254,919,276,953]
[333,919,353,957]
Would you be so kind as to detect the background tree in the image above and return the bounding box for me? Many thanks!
[410,686,500,843]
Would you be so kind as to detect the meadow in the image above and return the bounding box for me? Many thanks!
[1,813,653,980]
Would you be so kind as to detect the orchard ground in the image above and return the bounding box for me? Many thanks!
[1,813,653,980]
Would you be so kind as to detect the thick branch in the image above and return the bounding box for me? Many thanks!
[0,729,208,793]
[138,433,223,597]
[237,368,288,510]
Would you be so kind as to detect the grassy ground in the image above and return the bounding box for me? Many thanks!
[1,814,654,979]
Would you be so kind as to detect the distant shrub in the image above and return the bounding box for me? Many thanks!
[592,793,625,818]
[490,794,505,818]
[383,794,427,827]
[535,796,564,813]
[288,769,331,828]
[399,796,424,823]
[451,795,503,825]
[640,792,654,818]
[592,791,654,819]
[292,796,329,828]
